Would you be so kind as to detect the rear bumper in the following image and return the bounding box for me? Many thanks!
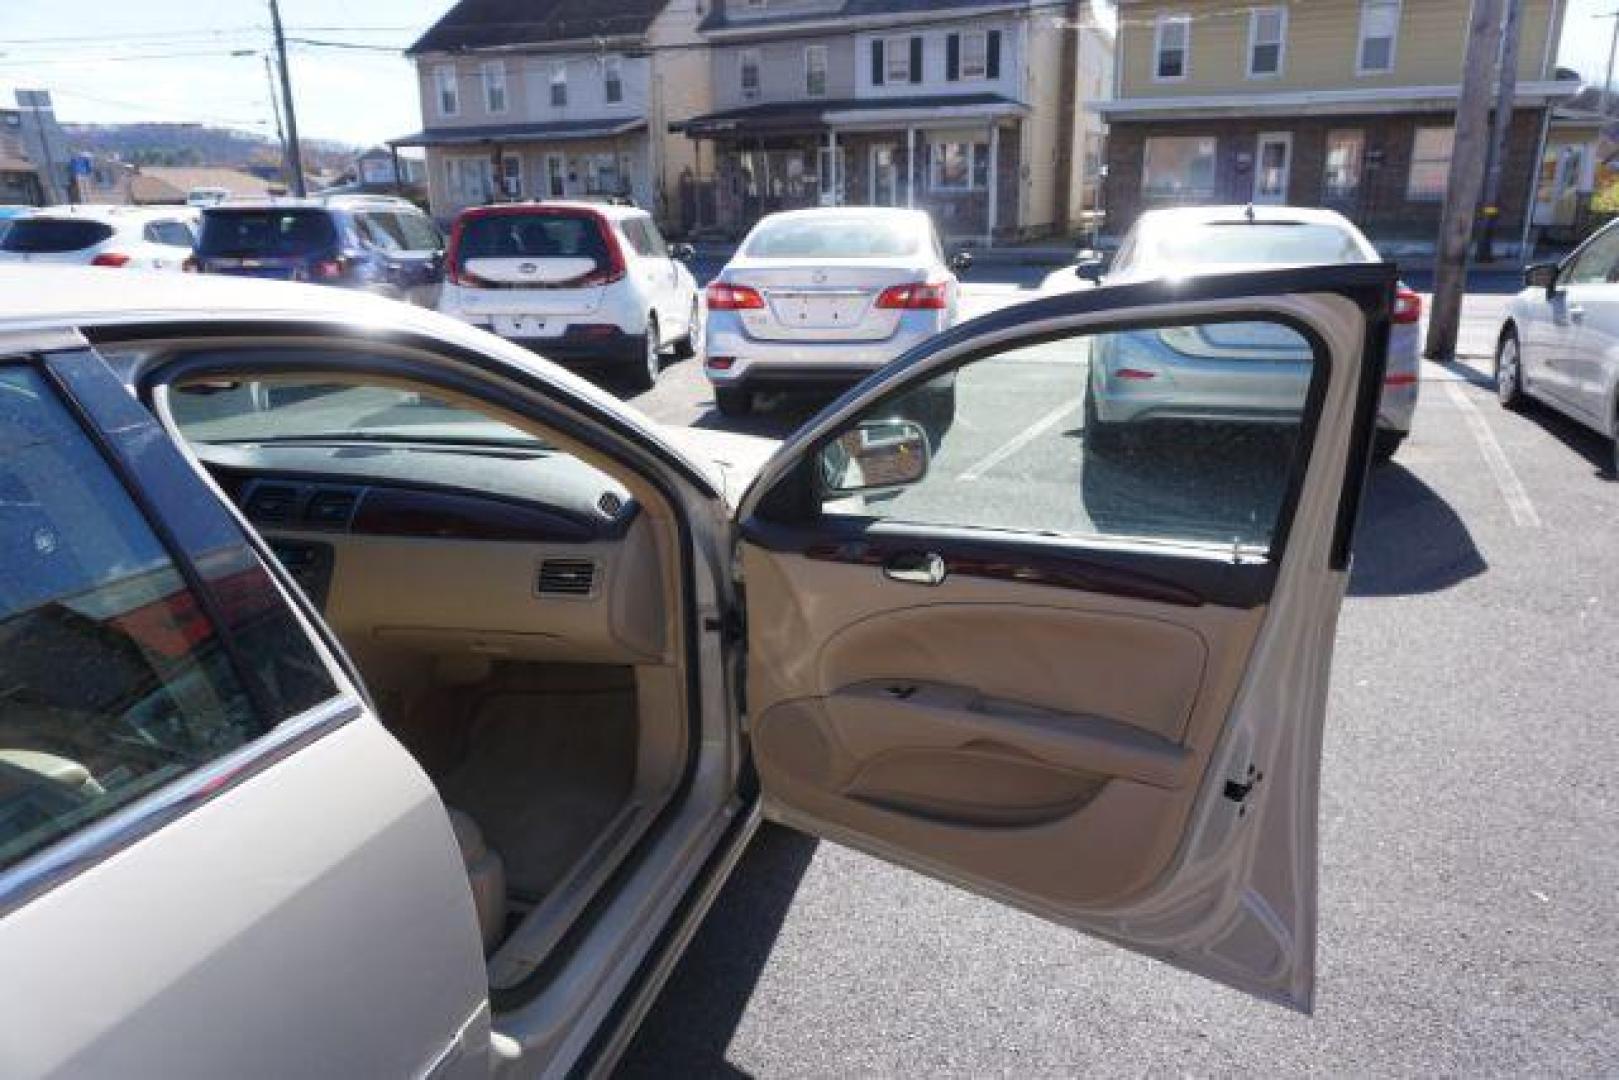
[704,315,940,390]
[508,329,647,367]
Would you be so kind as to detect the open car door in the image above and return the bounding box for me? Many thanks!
[735,266,1391,1011]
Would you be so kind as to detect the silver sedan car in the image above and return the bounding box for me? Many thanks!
[702,207,971,416]
[1061,206,1423,461]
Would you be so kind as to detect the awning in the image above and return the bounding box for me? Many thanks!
[1095,81,1577,122]
[389,119,646,148]
[674,93,1026,138]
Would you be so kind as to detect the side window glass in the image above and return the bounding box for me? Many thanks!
[639,218,670,259]
[0,365,320,874]
[814,318,1321,554]
[621,219,651,258]
[1564,229,1619,286]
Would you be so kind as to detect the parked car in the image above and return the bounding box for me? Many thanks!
[702,206,972,416]
[437,200,700,391]
[1052,205,1422,462]
[0,204,197,271]
[1497,218,1619,474]
[186,186,231,207]
[0,262,1392,1077]
[193,194,444,304]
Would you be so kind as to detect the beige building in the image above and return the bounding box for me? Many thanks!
[675,0,1113,242]
[393,0,711,231]
[1098,0,1575,246]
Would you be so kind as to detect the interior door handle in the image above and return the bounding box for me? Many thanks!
[884,551,947,585]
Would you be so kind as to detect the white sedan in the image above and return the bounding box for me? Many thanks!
[1496,218,1619,474]
[0,204,197,271]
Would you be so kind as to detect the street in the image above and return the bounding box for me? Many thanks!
[615,278,1619,1076]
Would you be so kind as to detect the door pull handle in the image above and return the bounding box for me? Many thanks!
[883,552,947,585]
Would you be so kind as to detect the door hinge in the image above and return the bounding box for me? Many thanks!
[1223,764,1263,816]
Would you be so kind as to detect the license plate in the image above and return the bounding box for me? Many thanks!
[493,315,551,337]
[773,292,866,327]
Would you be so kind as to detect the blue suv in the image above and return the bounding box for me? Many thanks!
[194,195,444,304]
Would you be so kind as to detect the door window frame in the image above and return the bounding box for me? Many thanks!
[1252,131,1292,204]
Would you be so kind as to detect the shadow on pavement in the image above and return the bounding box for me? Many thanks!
[615,824,819,1078]
[1510,399,1618,481]
[690,389,839,440]
[1349,462,1487,596]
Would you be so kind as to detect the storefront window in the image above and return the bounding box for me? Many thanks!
[930,142,985,192]
[1142,136,1216,199]
[1407,127,1453,201]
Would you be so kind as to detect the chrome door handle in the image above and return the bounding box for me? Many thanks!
[883,551,946,585]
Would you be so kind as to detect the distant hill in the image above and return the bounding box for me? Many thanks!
[61,122,359,173]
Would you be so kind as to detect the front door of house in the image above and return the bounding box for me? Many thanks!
[871,143,903,206]
[1253,132,1291,204]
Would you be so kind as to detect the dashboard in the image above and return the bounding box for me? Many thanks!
[195,441,667,666]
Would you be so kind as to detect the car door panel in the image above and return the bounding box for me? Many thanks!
[0,341,491,1078]
[737,268,1390,1010]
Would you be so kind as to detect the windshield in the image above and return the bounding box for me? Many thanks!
[744,215,920,259]
[1,218,114,253]
[1143,223,1368,268]
[169,376,546,448]
[197,209,338,257]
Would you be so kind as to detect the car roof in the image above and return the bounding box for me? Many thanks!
[454,200,648,221]
[1134,205,1358,228]
[753,206,931,226]
[30,204,191,223]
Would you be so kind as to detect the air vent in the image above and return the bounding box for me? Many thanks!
[304,489,359,528]
[245,484,299,524]
[536,558,597,597]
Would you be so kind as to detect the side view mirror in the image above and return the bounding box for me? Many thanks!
[1074,249,1105,283]
[670,242,696,262]
[819,419,931,495]
[1524,262,1558,294]
[948,250,974,274]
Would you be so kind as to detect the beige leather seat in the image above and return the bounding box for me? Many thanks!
[448,808,506,952]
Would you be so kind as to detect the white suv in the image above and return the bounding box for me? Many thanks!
[0,205,197,271]
[437,201,700,390]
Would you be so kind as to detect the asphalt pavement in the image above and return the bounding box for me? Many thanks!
[608,268,1618,1077]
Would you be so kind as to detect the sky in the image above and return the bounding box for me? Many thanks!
[0,0,1614,148]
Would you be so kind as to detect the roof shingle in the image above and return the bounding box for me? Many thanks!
[409,0,667,53]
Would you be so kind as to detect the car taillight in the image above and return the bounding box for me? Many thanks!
[1393,285,1423,325]
[575,264,627,287]
[313,257,347,280]
[706,356,736,370]
[875,281,949,310]
[706,283,765,310]
[90,252,131,268]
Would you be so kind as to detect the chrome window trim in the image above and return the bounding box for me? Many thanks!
[0,695,365,919]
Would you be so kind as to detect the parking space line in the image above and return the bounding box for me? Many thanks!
[959,399,1078,481]
[1443,379,1542,528]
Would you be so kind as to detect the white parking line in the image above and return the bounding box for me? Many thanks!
[959,399,1079,481]
[1444,379,1542,528]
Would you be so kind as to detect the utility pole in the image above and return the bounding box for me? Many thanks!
[1476,0,1524,262]
[268,0,306,196]
[1425,0,1506,360]
[1604,9,1619,119]
[264,56,290,188]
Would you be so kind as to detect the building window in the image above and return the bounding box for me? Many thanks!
[1142,135,1217,199]
[550,64,568,107]
[1358,0,1400,74]
[1154,14,1190,80]
[805,45,828,97]
[500,153,522,198]
[545,153,566,197]
[930,141,987,191]
[604,56,623,104]
[1247,7,1286,78]
[960,30,989,79]
[481,61,507,114]
[434,65,459,117]
[1323,129,1364,199]
[740,49,761,97]
[885,35,912,82]
[1407,127,1453,201]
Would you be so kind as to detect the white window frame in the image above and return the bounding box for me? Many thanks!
[805,44,828,97]
[500,152,523,199]
[960,29,989,81]
[740,48,761,97]
[434,64,459,118]
[604,56,623,104]
[1246,7,1286,79]
[1356,0,1401,76]
[929,141,984,192]
[1153,14,1190,82]
[1407,126,1454,201]
[885,35,912,83]
[550,64,568,107]
[481,61,507,114]
[1251,131,1292,203]
[1323,128,1364,200]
